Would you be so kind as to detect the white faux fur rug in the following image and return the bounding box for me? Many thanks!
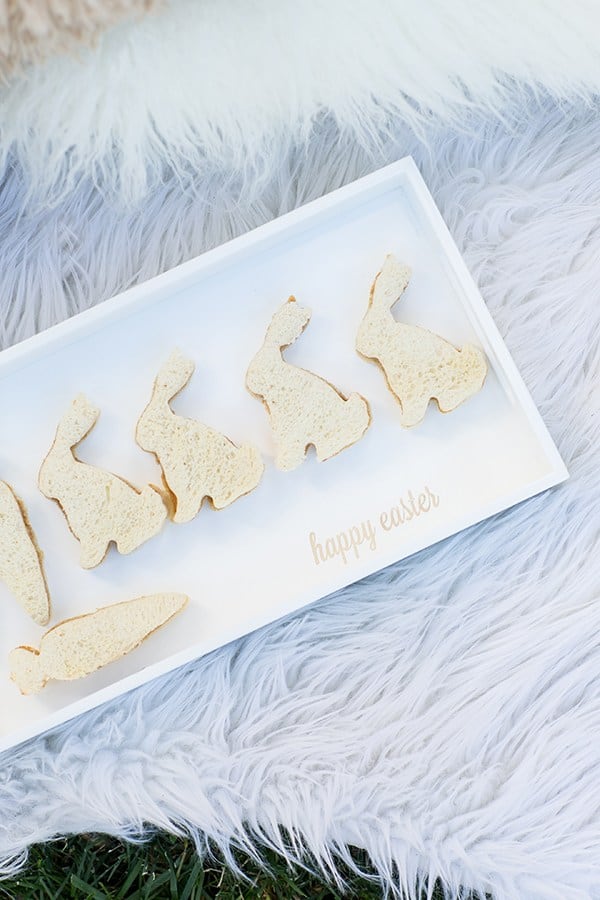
[0,94,598,900]
[1,0,600,204]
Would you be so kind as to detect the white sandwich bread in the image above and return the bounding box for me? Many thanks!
[38,394,168,568]
[9,592,189,695]
[356,255,487,427]
[246,297,371,471]
[0,481,50,625]
[136,350,264,524]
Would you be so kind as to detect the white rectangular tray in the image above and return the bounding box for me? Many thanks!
[0,157,567,753]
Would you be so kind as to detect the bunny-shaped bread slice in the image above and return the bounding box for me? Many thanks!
[246,297,371,471]
[136,350,263,523]
[356,255,487,427]
[0,481,50,625]
[39,395,167,568]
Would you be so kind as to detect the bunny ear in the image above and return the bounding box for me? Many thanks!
[371,255,412,311]
[263,300,309,347]
[155,350,195,402]
[296,304,312,325]
[54,395,100,449]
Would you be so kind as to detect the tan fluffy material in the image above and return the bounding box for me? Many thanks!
[9,591,188,694]
[136,350,264,524]
[356,254,488,427]
[0,0,159,78]
[38,394,167,568]
[0,481,50,625]
[246,297,371,471]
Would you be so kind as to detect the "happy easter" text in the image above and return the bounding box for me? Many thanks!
[308,485,440,566]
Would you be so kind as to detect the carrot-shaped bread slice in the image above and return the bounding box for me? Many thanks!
[9,592,188,694]
[136,350,264,524]
[356,254,487,427]
[0,481,50,625]
[39,394,168,568]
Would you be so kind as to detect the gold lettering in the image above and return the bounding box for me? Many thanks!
[426,485,440,507]
[337,531,351,564]
[325,537,337,560]
[363,520,377,551]
[309,531,325,565]
[309,487,438,566]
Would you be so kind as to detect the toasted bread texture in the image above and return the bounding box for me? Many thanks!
[356,255,487,427]
[136,350,264,523]
[38,394,167,568]
[9,592,189,694]
[0,481,50,625]
[246,297,371,471]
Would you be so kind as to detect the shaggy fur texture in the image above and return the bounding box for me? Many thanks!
[0,94,598,900]
[0,0,599,201]
[0,0,158,78]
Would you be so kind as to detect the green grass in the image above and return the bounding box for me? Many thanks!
[0,832,455,900]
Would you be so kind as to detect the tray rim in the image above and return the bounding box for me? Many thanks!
[0,158,420,376]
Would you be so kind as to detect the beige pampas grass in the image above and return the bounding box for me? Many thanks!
[0,0,160,78]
